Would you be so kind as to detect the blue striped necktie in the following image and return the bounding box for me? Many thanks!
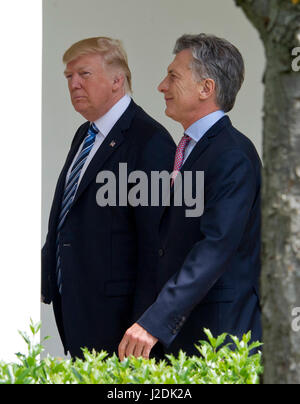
[56,122,99,293]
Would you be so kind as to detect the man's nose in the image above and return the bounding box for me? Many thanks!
[158,77,168,93]
[69,74,82,90]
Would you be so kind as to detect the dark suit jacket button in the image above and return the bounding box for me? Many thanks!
[158,249,164,257]
[172,330,177,335]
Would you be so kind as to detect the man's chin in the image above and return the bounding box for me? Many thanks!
[165,107,172,118]
[165,107,178,122]
[72,104,91,120]
[73,103,87,114]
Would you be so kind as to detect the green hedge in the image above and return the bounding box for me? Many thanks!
[0,320,263,384]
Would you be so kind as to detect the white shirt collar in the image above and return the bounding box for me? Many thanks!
[185,110,225,142]
[93,94,131,137]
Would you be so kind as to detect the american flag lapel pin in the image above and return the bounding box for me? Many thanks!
[110,140,116,147]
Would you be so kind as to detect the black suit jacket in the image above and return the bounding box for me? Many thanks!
[138,116,262,356]
[42,100,176,358]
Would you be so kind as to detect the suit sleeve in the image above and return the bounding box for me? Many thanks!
[41,122,90,305]
[131,131,176,322]
[137,149,258,347]
[41,239,52,304]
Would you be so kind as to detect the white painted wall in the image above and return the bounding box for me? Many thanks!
[42,0,265,358]
[0,1,41,362]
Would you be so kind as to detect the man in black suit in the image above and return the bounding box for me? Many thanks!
[119,34,262,360]
[41,37,176,359]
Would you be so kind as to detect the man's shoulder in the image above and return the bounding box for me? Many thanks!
[124,102,175,151]
[130,102,171,138]
[209,116,261,165]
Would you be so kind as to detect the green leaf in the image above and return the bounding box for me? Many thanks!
[0,322,263,385]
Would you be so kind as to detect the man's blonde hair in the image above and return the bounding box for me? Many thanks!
[63,37,132,93]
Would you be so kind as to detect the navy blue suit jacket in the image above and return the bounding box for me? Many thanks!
[42,100,176,358]
[137,116,262,356]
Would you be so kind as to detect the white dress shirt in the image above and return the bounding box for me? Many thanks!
[65,94,132,188]
[182,110,225,165]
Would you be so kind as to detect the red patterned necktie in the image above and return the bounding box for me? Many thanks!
[171,134,191,186]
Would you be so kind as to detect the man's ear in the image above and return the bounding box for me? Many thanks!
[198,78,216,100]
[112,73,125,92]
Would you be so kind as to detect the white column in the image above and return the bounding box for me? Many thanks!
[0,0,42,362]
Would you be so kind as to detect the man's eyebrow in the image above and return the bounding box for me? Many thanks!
[167,68,181,77]
[64,65,91,75]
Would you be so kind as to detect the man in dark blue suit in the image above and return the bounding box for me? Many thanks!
[119,34,262,360]
[41,37,176,358]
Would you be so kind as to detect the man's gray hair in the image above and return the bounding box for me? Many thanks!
[174,34,245,113]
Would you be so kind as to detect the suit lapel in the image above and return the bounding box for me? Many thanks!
[71,100,137,207]
[71,129,125,206]
[48,122,90,233]
[159,116,231,223]
[158,136,211,225]
[179,115,231,175]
